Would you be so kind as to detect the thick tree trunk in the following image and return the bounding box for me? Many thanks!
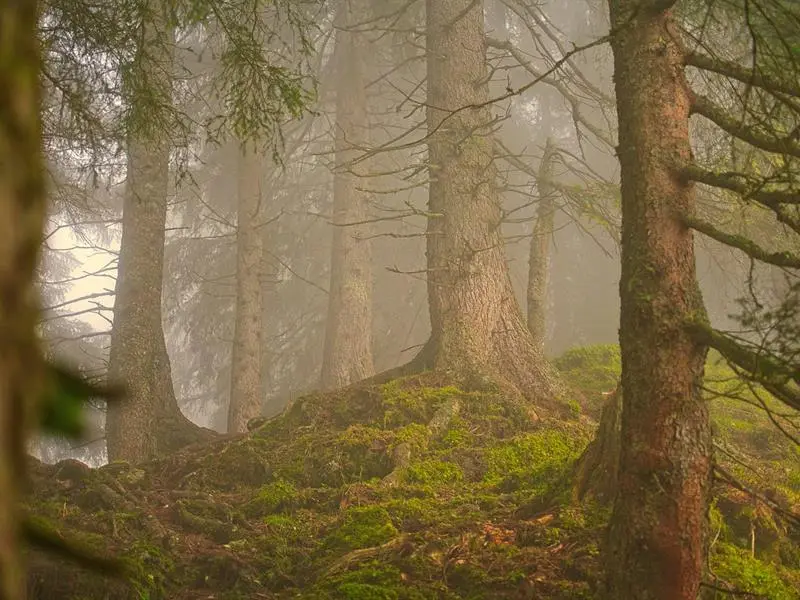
[320,0,375,390]
[107,7,214,463]
[605,2,712,599]
[527,139,557,350]
[228,144,265,432]
[0,2,45,596]
[424,0,564,408]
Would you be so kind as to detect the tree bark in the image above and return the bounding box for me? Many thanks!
[228,144,265,432]
[320,0,375,390]
[106,5,214,463]
[0,2,46,596]
[604,2,712,598]
[527,139,557,351]
[424,0,564,408]
[573,386,621,504]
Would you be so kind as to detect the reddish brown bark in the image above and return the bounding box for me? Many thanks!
[424,0,564,408]
[605,2,712,598]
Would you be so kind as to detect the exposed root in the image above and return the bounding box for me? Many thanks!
[382,396,461,487]
[572,384,621,504]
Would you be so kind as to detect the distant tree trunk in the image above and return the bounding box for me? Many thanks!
[527,139,557,351]
[0,2,45,596]
[423,0,564,408]
[107,6,213,463]
[228,144,265,432]
[604,2,712,598]
[320,0,375,390]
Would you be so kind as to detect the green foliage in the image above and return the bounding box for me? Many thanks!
[246,479,298,516]
[483,428,586,496]
[380,381,462,428]
[554,344,620,414]
[404,459,463,487]
[710,543,800,600]
[325,506,398,551]
[40,361,123,439]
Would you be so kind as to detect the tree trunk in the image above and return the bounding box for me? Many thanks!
[106,6,214,463]
[320,0,375,390]
[573,386,621,504]
[228,144,265,432]
[0,2,45,596]
[527,139,557,351]
[424,0,564,408]
[605,2,712,598]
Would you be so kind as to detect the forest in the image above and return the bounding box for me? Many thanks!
[0,0,799,598]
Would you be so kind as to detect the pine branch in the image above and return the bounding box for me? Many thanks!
[686,51,800,99]
[682,164,800,233]
[691,93,800,158]
[686,321,800,412]
[683,215,800,268]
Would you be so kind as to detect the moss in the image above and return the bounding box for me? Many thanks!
[392,423,430,455]
[554,344,620,413]
[483,427,586,496]
[245,479,298,517]
[439,422,472,448]
[124,539,176,598]
[325,506,398,551]
[710,543,800,600]
[380,380,462,428]
[176,499,237,543]
[404,459,463,487]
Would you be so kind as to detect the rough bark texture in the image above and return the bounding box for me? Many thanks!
[320,0,375,391]
[425,0,564,408]
[573,387,621,504]
[527,139,557,350]
[228,145,265,432]
[0,2,45,596]
[605,2,712,598]
[106,7,214,463]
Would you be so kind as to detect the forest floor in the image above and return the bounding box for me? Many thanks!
[24,346,800,599]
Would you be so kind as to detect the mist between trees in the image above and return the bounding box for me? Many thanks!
[4,0,799,598]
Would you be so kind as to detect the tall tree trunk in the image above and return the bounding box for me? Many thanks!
[424,0,563,408]
[320,0,375,390]
[0,2,45,596]
[106,6,213,463]
[228,144,265,432]
[605,2,712,598]
[527,138,557,350]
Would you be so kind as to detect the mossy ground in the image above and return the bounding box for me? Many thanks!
[25,351,800,599]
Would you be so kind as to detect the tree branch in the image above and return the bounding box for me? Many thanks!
[686,51,800,99]
[692,93,800,158]
[686,321,800,412]
[683,215,800,268]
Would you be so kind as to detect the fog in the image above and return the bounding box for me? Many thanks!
[34,0,793,465]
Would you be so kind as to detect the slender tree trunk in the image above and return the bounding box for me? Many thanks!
[0,2,45,596]
[228,144,265,432]
[107,6,213,463]
[320,0,375,390]
[424,0,564,407]
[527,139,557,350]
[605,2,712,598]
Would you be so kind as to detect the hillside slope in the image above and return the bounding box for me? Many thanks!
[25,351,800,599]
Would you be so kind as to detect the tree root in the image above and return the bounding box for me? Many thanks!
[381,396,461,487]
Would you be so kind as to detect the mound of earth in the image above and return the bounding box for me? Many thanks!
[23,352,800,599]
